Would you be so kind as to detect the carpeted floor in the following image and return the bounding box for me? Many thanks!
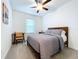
[5,43,78,59]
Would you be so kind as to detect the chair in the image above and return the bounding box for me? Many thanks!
[13,32,25,44]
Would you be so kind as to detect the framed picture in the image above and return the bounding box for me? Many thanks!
[2,2,9,24]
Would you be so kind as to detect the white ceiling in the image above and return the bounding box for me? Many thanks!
[11,0,71,16]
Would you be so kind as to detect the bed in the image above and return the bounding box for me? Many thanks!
[27,27,68,59]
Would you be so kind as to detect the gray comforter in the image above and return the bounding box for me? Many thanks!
[27,33,64,59]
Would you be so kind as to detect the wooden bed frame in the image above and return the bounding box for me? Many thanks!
[48,27,68,47]
[27,27,68,59]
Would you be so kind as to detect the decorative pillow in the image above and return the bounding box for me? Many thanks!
[61,30,67,42]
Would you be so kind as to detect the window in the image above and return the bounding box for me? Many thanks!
[25,19,35,33]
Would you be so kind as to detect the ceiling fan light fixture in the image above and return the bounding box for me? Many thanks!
[37,3,43,11]
[31,0,51,13]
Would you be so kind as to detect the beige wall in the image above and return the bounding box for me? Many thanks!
[12,10,43,33]
[43,0,78,50]
[1,0,12,59]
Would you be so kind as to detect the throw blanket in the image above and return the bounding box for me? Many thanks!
[27,34,64,59]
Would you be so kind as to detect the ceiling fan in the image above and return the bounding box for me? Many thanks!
[31,0,52,13]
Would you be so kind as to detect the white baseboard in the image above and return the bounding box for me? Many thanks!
[2,44,12,59]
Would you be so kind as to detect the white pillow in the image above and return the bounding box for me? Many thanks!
[61,30,67,42]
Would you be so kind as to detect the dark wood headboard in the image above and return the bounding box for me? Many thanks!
[48,27,68,47]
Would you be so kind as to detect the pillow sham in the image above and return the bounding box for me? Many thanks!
[44,29,63,35]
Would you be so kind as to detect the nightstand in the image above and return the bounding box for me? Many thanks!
[39,32,44,34]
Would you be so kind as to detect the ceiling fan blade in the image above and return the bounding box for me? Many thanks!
[37,10,39,13]
[43,7,48,10]
[39,0,42,3]
[31,6,37,8]
[35,0,42,4]
[43,0,51,5]
[35,0,38,4]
